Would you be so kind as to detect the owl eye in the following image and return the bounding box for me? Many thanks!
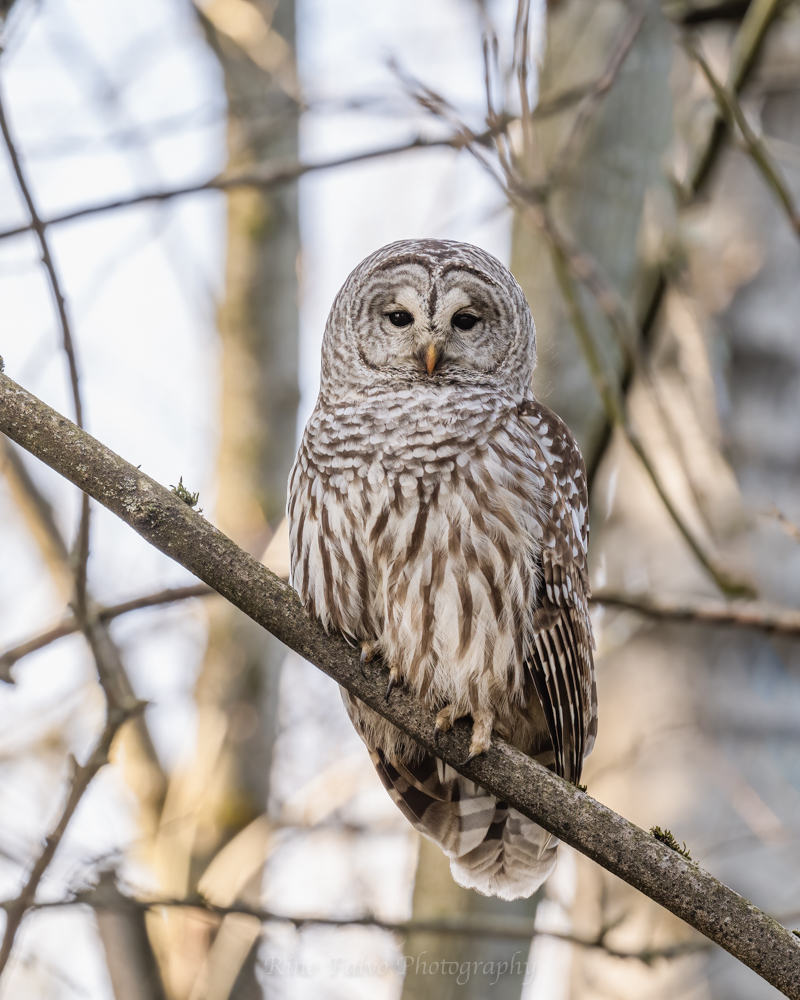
[452,313,479,331]
[386,310,413,327]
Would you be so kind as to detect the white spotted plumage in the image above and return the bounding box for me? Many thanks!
[288,239,596,900]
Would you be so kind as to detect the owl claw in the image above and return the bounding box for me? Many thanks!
[464,711,494,764]
[385,666,402,702]
[360,641,379,679]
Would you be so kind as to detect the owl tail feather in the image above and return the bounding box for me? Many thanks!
[371,749,558,901]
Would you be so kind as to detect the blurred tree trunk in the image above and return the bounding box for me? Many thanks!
[150,3,300,997]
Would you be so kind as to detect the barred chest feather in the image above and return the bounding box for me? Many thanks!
[288,384,553,762]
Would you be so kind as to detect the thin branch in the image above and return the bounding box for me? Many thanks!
[593,590,800,636]
[585,0,784,488]
[0,584,213,680]
[29,891,711,963]
[0,132,497,243]
[688,41,800,237]
[0,703,140,976]
[686,0,783,196]
[1,374,799,997]
[6,577,799,682]
[0,85,83,429]
[0,82,93,620]
[678,1,752,25]
[549,241,751,597]
[0,428,167,814]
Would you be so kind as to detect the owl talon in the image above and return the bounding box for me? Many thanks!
[360,641,379,679]
[385,666,403,702]
[360,641,379,663]
[464,711,494,763]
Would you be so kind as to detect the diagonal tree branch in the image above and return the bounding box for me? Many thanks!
[688,40,800,237]
[1,373,799,996]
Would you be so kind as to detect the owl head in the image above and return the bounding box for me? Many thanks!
[319,239,537,402]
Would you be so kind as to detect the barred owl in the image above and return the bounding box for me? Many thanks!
[288,240,596,900]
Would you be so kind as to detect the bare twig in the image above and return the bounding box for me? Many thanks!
[688,41,800,237]
[549,241,751,597]
[0,584,213,680]
[0,82,93,620]
[686,0,783,195]
[397,33,744,597]
[0,703,140,977]
[28,890,710,963]
[0,131,501,243]
[0,85,83,428]
[8,580,798,683]
[0,424,167,816]
[593,590,800,637]
[584,0,785,488]
[2,374,799,996]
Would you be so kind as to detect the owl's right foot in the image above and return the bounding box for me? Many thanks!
[433,704,470,745]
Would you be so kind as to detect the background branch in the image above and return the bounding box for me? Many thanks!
[0,704,139,976]
[689,40,800,237]
[26,889,711,962]
[0,131,501,243]
[593,590,800,636]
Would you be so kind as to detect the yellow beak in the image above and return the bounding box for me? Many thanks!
[425,343,438,375]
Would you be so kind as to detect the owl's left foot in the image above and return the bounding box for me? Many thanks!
[464,710,494,764]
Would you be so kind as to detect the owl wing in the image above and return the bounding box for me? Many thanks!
[518,399,597,784]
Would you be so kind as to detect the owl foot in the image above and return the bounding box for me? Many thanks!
[385,666,403,702]
[360,641,380,678]
[433,704,469,745]
[464,710,494,764]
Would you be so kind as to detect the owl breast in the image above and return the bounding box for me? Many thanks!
[288,386,549,761]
